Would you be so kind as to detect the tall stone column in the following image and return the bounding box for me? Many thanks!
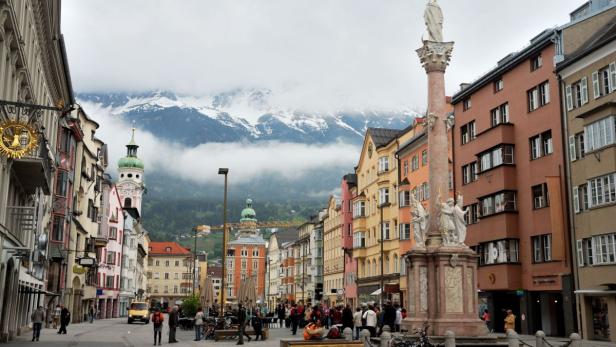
[416,41,453,247]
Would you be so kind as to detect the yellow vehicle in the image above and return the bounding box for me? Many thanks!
[127,302,149,324]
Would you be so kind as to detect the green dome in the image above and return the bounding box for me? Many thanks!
[118,156,144,169]
[240,198,257,222]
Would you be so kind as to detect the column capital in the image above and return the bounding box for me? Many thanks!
[416,41,454,73]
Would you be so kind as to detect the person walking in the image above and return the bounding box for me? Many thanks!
[168,306,179,343]
[194,307,204,341]
[394,305,402,332]
[342,304,354,332]
[482,309,492,332]
[89,305,96,323]
[151,307,164,346]
[31,306,45,342]
[380,301,396,335]
[362,305,377,337]
[277,304,286,328]
[252,310,264,341]
[236,303,251,345]
[52,305,61,329]
[504,309,516,333]
[290,304,299,335]
[353,307,363,340]
[57,305,70,334]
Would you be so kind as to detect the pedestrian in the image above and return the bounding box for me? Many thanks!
[151,307,164,346]
[31,306,45,342]
[252,310,264,341]
[504,309,516,333]
[353,307,363,340]
[362,305,377,337]
[342,304,354,331]
[52,304,61,329]
[194,307,204,341]
[303,319,325,340]
[481,309,491,332]
[277,304,286,328]
[379,301,396,335]
[89,305,95,323]
[57,305,70,334]
[236,303,251,345]
[168,305,179,343]
[394,305,402,332]
[290,304,299,335]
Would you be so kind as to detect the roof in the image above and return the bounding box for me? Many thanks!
[396,131,427,156]
[208,266,223,278]
[451,29,554,104]
[273,229,300,245]
[148,242,191,255]
[557,17,616,71]
[367,128,404,148]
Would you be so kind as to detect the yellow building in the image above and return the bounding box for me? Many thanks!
[146,242,193,308]
[323,197,343,305]
[352,127,416,305]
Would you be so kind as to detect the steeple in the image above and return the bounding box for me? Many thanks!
[126,128,139,157]
[118,128,144,169]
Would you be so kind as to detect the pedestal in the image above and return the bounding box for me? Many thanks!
[402,246,488,337]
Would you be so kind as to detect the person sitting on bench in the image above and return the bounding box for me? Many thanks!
[303,319,325,341]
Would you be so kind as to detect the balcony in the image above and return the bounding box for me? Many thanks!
[5,205,36,246]
[95,222,108,248]
[12,136,52,195]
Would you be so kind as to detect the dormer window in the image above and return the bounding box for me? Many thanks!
[165,247,171,252]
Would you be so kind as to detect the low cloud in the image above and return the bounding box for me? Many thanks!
[82,101,360,185]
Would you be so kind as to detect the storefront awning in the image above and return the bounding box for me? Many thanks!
[370,288,382,296]
[574,289,616,296]
[18,283,57,296]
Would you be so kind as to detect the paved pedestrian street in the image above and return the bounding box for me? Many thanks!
[4,318,300,347]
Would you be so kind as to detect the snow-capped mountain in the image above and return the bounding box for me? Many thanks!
[77,89,419,146]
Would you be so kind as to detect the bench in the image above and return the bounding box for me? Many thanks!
[213,328,269,341]
[280,339,364,347]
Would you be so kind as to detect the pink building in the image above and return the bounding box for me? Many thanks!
[96,180,125,319]
[341,174,357,306]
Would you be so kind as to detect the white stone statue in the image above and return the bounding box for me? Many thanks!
[439,195,457,245]
[411,194,428,247]
[424,0,444,42]
[454,194,469,245]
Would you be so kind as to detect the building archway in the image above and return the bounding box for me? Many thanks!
[124,198,132,207]
[0,259,16,340]
[72,276,82,323]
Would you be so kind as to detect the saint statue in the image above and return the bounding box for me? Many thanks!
[423,0,444,42]
[439,195,456,245]
[411,194,428,247]
[454,194,469,245]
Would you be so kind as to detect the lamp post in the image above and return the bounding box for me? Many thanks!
[218,168,229,317]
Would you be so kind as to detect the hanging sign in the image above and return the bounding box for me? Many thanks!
[0,121,38,158]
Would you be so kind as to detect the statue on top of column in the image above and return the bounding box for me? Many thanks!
[410,194,428,248]
[423,0,443,42]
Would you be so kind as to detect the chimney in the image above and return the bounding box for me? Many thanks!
[459,83,471,91]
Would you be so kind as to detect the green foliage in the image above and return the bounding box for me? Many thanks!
[181,295,200,318]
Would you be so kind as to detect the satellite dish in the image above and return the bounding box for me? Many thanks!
[38,233,48,257]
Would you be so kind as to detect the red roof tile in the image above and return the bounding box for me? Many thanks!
[148,242,191,255]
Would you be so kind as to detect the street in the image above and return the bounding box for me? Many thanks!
[4,318,297,347]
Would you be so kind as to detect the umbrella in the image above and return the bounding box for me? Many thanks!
[200,275,215,309]
[237,276,247,306]
[244,275,257,309]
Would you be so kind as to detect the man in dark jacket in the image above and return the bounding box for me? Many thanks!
[57,305,70,334]
[342,304,354,331]
[236,304,251,345]
[168,306,179,343]
[379,301,397,335]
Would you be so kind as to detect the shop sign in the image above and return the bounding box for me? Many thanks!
[0,121,37,159]
[72,265,87,274]
[384,284,400,293]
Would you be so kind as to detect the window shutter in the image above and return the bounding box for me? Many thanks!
[569,135,576,162]
[592,71,600,99]
[581,77,589,104]
[576,240,584,267]
[573,186,580,213]
[565,85,573,111]
[610,62,616,93]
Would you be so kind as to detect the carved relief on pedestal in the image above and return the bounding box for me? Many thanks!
[419,266,428,312]
[445,266,463,313]
[408,268,416,313]
[416,41,454,73]
[466,267,474,313]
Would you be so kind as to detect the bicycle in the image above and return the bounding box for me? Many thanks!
[390,324,437,347]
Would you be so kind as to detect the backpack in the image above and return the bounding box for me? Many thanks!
[152,312,163,325]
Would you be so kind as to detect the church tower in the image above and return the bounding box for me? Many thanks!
[117,128,145,214]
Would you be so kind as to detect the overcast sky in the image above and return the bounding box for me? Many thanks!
[62,0,583,111]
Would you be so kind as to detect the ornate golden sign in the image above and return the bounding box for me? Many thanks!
[0,121,38,159]
[72,265,88,274]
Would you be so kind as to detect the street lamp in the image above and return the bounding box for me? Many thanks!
[218,168,229,317]
[192,225,210,295]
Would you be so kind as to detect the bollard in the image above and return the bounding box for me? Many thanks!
[569,333,581,347]
[360,329,372,347]
[344,327,353,341]
[535,330,545,347]
[507,329,519,347]
[444,330,455,347]
[380,326,391,347]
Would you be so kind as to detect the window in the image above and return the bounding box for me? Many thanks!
[593,233,616,264]
[353,201,366,218]
[241,248,248,257]
[52,216,64,241]
[381,222,390,240]
[106,275,114,288]
[461,121,476,144]
[529,131,552,159]
[378,188,390,205]
[353,232,365,248]
[411,156,419,171]
[478,145,514,172]
[175,260,180,267]
[253,259,258,270]
[490,103,509,126]
[154,272,160,279]
[56,170,69,197]
[421,182,430,201]
[155,260,159,266]
[463,98,471,111]
[566,78,588,110]
[464,204,479,224]
[532,183,549,209]
[241,259,247,270]
[476,239,520,265]
[584,116,615,152]
[378,156,389,173]
[174,285,178,294]
[532,234,552,262]
[494,78,504,92]
[165,260,170,267]
[573,183,589,213]
[480,191,516,216]
[164,272,169,279]
[421,150,428,166]
[399,224,411,240]
[174,273,179,279]
[592,64,616,99]
[588,172,616,208]
[399,191,411,207]
[253,249,259,257]
[109,227,117,239]
[106,251,115,264]
[528,82,550,111]
[531,54,542,71]
[462,162,478,185]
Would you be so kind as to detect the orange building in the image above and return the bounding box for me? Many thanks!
[226,199,267,304]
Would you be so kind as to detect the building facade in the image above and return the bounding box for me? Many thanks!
[557,5,616,341]
[280,241,297,303]
[147,242,192,308]
[341,174,357,307]
[323,197,343,305]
